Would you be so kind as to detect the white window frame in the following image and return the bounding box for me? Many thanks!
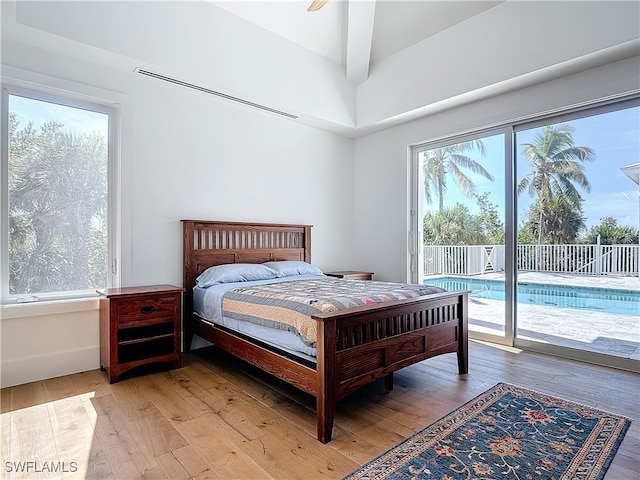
[1,73,121,304]
[410,126,513,347]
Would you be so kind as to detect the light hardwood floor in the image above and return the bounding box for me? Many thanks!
[1,340,638,479]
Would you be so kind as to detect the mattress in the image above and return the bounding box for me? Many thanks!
[193,274,323,359]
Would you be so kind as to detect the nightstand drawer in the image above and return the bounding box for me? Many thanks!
[116,295,177,324]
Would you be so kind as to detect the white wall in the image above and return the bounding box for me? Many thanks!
[358,1,640,129]
[352,56,640,283]
[0,299,100,388]
[122,68,356,287]
[8,0,356,133]
[0,44,356,388]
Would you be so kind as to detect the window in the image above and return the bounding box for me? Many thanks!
[411,95,639,370]
[1,85,118,303]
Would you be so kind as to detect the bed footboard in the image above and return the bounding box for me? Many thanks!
[314,290,468,443]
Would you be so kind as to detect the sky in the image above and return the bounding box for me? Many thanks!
[423,105,640,233]
[9,94,108,137]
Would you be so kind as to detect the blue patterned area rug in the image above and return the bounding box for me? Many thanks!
[343,382,630,480]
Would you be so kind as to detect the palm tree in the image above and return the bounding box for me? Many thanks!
[526,196,586,245]
[9,119,107,294]
[517,124,595,244]
[422,140,493,212]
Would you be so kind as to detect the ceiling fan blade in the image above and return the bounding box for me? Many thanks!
[307,0,329,12]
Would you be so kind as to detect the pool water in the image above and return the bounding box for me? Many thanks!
[425,277,640,317]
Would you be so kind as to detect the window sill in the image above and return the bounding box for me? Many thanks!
[0,296,100,319]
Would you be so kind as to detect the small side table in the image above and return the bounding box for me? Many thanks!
[324,270,374,281]
[97,284,184,383]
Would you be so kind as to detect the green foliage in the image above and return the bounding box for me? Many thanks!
[8,113,108,295]
[583,217,639,245]
[520,197,586,244]
[516,224,538,245]
[423,194,505,245]
[423,204,478,245]
[474,193,505,244]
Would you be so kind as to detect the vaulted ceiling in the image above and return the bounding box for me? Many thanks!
[2,1,639,136]
[211,1,502,84]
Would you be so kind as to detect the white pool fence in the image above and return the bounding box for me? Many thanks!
[424,242,639,276]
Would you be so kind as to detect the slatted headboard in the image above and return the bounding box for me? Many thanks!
[181,220,312,347]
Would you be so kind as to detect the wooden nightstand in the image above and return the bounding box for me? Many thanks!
[324,270,374,281]
[97,284,184,383]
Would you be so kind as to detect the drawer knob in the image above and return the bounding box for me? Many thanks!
[141,305,155,314]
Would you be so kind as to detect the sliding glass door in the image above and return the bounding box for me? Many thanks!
[412,96,639,369]
[514,104,640,363]
[415,130,509,342]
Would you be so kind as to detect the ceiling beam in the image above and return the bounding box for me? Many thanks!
[346,0,376,85]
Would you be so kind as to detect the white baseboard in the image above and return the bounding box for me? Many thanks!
[1,345,100,388]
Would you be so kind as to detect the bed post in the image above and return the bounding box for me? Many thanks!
[182,221,195,352]
[457,292,469,374]
[384,373,394,391]
[303,225,312,264]
[316,316,336,443]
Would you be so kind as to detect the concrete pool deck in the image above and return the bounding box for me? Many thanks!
[424,272,640,361]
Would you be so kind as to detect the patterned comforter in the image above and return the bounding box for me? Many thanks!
[222,278,445,347]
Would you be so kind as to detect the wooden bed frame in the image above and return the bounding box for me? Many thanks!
[182,220,469,443]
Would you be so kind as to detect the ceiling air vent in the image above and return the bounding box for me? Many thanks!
[135,68,298,120]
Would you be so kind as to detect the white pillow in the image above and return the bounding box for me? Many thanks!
[196,263,281,288]
[262,261,324,277]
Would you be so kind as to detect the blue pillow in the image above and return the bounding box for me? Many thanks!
[262,261,324,277]
[196,263,281,288]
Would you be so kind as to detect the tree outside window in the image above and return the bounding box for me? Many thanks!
[6,94,109,298]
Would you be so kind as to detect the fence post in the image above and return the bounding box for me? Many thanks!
[596,235,602,275]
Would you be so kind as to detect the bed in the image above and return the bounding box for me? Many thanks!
[182,220,469,443]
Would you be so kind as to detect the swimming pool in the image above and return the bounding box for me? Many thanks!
[425,277,640,317]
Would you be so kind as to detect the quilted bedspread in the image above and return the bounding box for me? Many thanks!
[222,278,445,347]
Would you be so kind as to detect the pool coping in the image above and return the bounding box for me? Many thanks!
[426,275,640,296]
